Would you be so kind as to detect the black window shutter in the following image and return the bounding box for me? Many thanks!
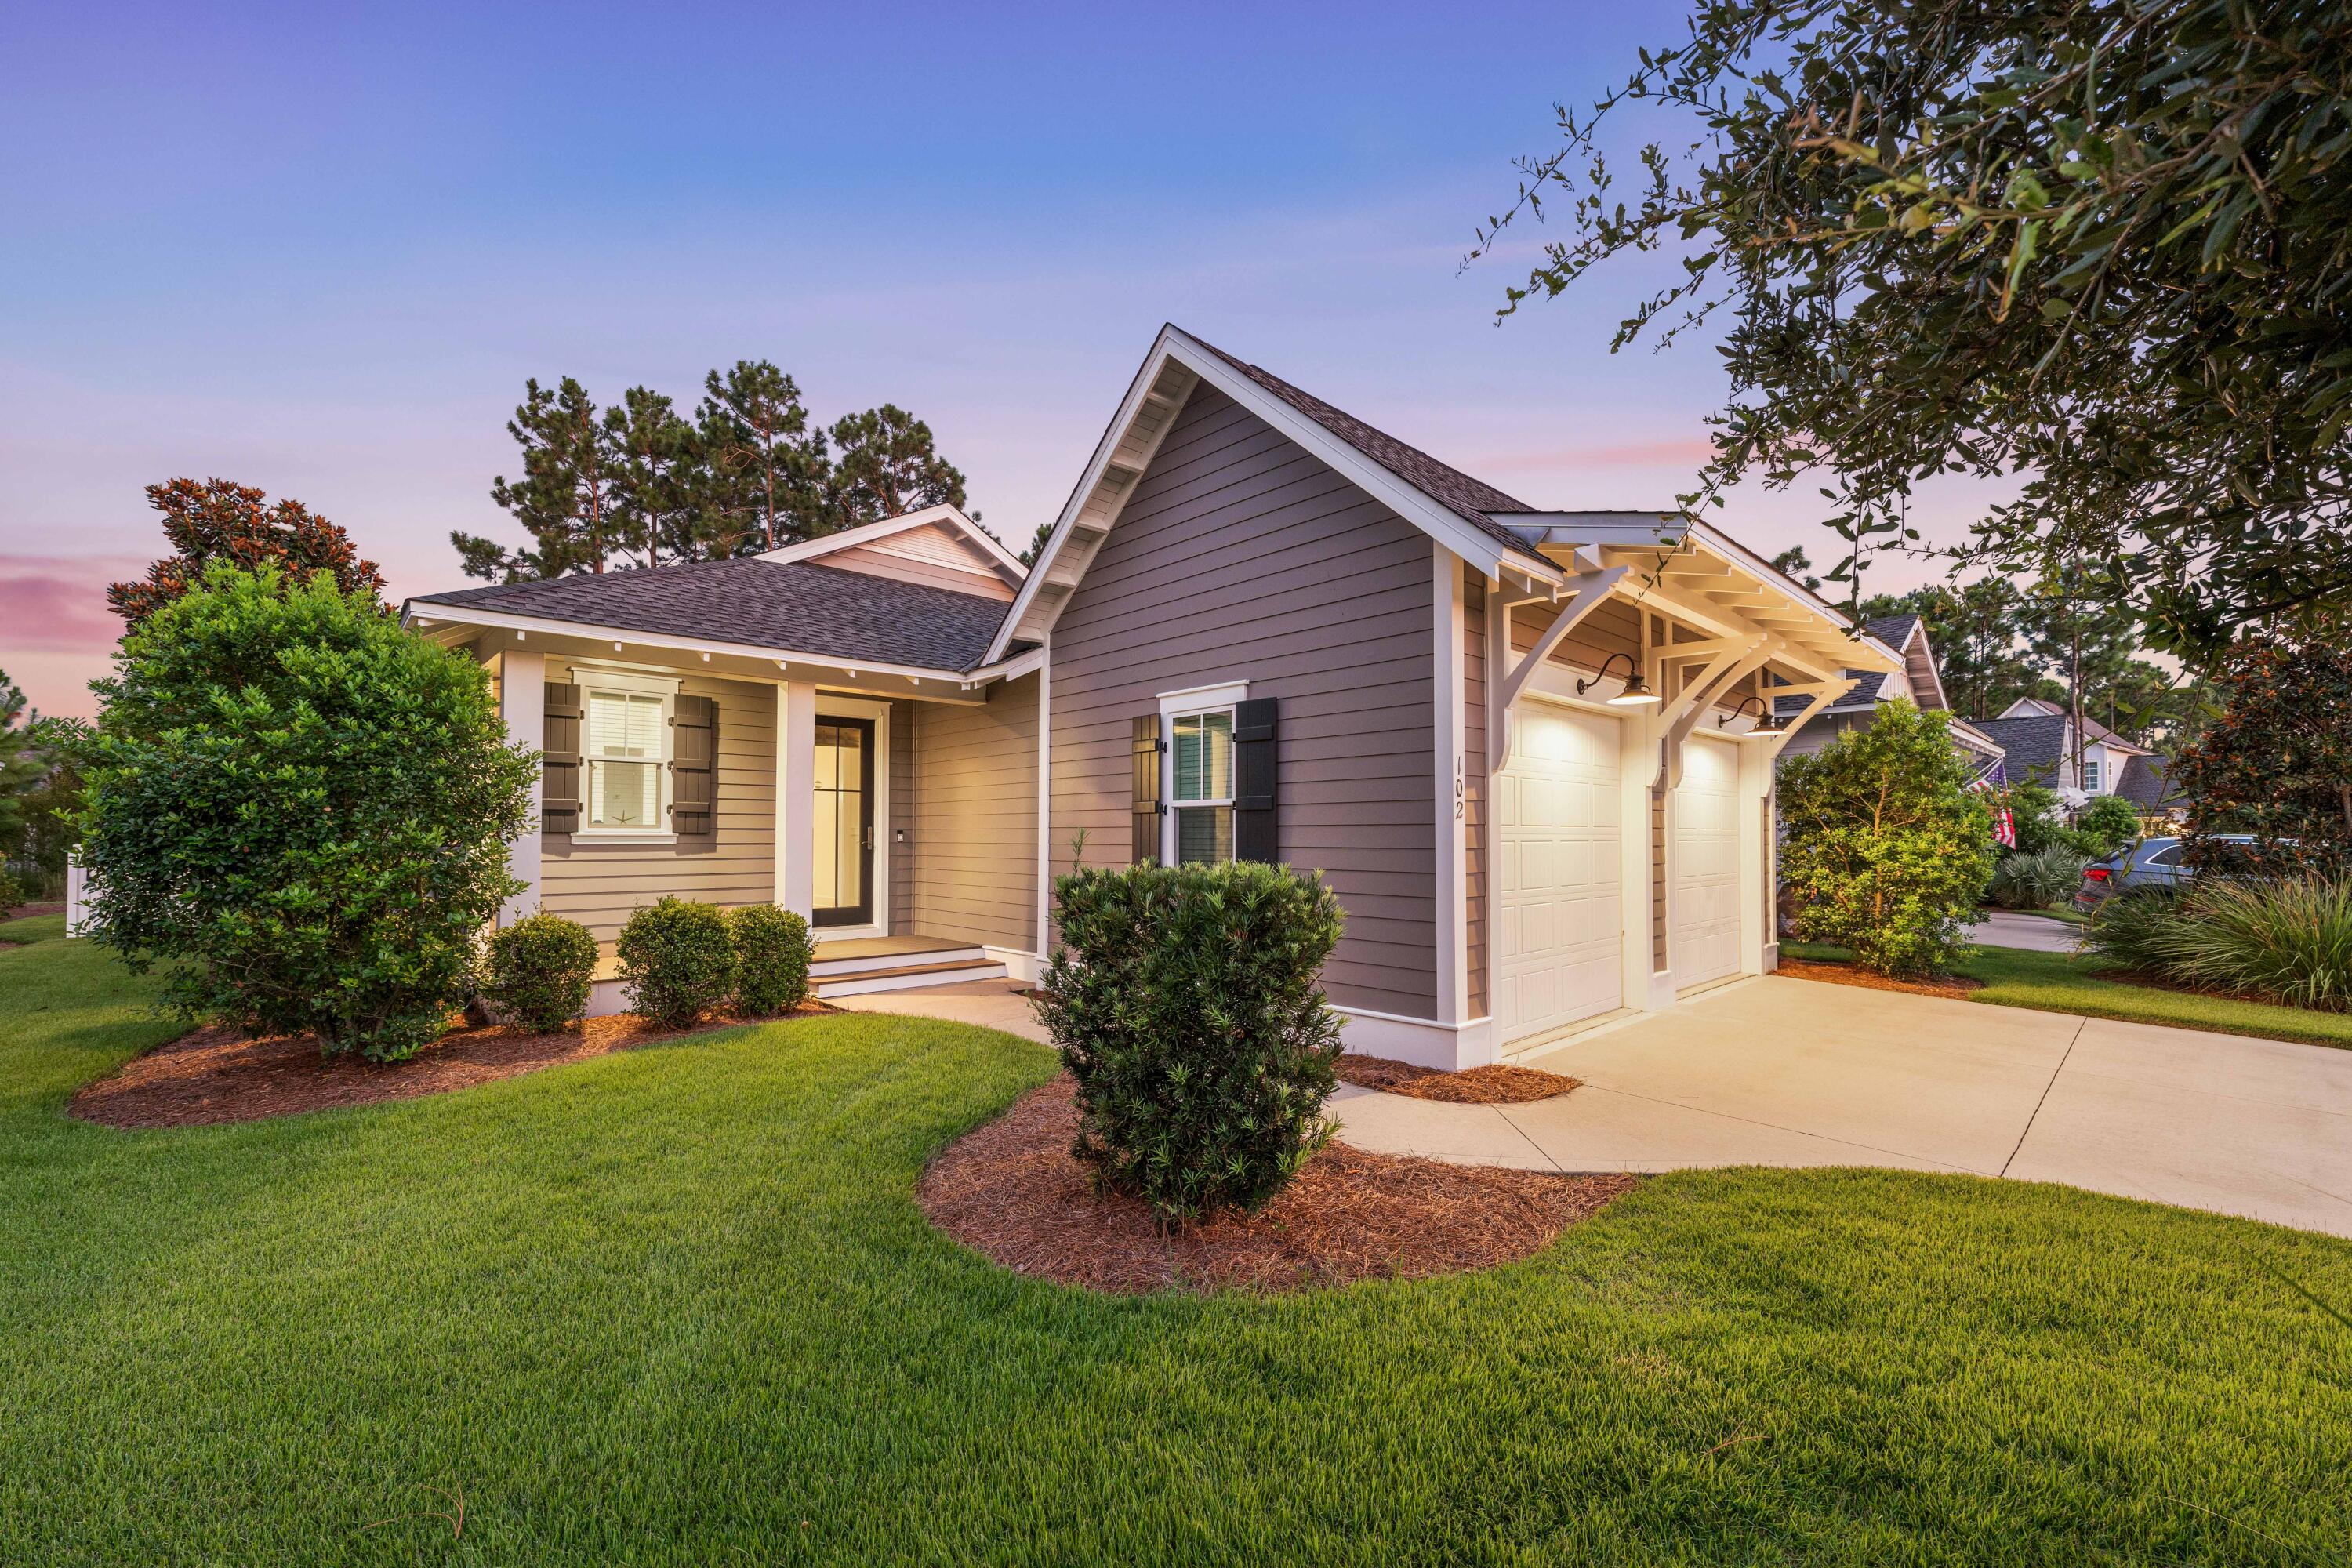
[1131,714,1164,866]
[670,695,717,841]
[542,682,583,837]
[1232,696,1279,863]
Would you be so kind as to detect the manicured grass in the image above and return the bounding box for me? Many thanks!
[4,936,2349,1565]
[0,912,67,944]
[1788,938,2352,1050]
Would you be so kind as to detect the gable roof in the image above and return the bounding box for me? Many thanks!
[407,557,1016,673]
[2114,753,2186,808]
[1189,338,1539,560]
[1992,695,2152,755]
[757,503,1024,583]
[1970,715,2070,781]
[1862,612,1921,648]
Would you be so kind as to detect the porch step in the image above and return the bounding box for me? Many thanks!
[811,940,985,979]
[815,957,1009,999]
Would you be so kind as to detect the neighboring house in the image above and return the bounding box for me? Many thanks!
[1973,696,2182,812]
[1771,612,2009,782]
[403,325,1898,1069]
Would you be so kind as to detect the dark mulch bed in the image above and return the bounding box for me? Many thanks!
[2,900,66,919]
[920,1076,1638,1295]
[71,1003,831,1130]
[1777,956,1984,1001]
[1336,1052,1579,1104]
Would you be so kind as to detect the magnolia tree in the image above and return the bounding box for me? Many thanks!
[2175,632,2352,878]
[78,565,536,1059]
[1777,704,1997,976]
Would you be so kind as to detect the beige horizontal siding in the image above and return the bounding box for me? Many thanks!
[909,672,1038,949]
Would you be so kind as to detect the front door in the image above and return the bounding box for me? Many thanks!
[813,717,875,928]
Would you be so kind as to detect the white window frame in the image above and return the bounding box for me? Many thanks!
[1157,681,1248,866]
[573,666,683,844]
[2082,753,2103,793]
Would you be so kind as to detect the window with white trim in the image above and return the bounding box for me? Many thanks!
[577,670,678,835]
[2082,755,2103,793]
[1170,707,1235,866]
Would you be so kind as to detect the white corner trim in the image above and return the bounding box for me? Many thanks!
[1156,679,1250,715]
[984,944,1043,985]
[1035,644,1053,949]
[1433,542,1466,1026]
[1331,1006,1494,1072]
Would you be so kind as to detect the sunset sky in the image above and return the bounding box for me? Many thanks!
[1,1,1997,718]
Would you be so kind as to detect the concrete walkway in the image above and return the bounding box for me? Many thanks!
[1964,909,2083,952]
[840,975,2352,1240]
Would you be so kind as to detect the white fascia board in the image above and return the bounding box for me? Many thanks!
[398,600,968,684]
[1905,623,1951,710]
[985,325,1569,663]
[962,644,1047,685]
[757,503,1026,578]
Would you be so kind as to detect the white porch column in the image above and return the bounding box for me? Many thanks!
[777,681,818,916]
[500,649,546,924]
[1736,737,1770,979]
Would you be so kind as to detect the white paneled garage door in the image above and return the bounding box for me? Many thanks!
[1496,704,1621,1044]
[1672,734,1741,988]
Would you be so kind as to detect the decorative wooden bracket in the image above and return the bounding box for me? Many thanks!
[1486,566,1628,771]
[1654,638,1769,793]
[1756,677,1859,762]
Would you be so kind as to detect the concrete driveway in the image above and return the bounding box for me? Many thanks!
[841,974,2352,1240]
[1965,910,2083,953]
[1337,976,2352,1238]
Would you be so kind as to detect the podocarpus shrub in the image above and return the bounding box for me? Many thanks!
[2072,795,2144,859]
[1777,703,1997,977]
[1987,846,2091,910]
[481,914,599,1032]
[2089,877,2352,1013]
[76,564,534,1060]
[730,903,816,1014]
[617,897,738,1028]
[1037,861,1346,1224]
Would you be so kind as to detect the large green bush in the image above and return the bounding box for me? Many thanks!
[1986,845,2091,911]
[2175,633,2352,878]
[1777,704,1996,977]
[730,903,815,1015]
[2088,878,2352,1014]
[77,564,534,1060]
[1038,861,1346,1224]
[617,897,738,1028]
[2071,795,2143,859]
[482,913,600,1032]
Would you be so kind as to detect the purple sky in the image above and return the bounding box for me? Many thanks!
[2,1,1997,719]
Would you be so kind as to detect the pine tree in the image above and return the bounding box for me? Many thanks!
[604,386,699,571]
[692,361,829,554]
[826,405,970,528]
[457,378,617,581]
[109,478,385,629]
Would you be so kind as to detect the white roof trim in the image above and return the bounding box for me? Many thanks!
[759,503,1025,579]
[399,599,972,684]
[984,325,1564,664]
[1898,619,1951,710]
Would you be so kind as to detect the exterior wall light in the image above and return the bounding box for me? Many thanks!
[1577,652,1660,706]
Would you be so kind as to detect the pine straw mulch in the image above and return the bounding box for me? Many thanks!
[1775,956,1984,1001]
[1335,1052,1579,1104]
[71,1002,833,1131]
[919,1076,1639,1295]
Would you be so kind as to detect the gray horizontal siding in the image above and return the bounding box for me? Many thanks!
[1049,383,1437,1018]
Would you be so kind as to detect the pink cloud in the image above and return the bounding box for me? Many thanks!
[0,554,140,654]
[1475,438,1718,474]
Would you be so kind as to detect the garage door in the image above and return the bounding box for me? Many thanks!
[1496,705,1621,1044]
[1672,734,1741,988]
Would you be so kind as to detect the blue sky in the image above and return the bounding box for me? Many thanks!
[1,1,1985,717]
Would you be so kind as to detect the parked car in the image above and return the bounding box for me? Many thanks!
[2074,835,2256,913]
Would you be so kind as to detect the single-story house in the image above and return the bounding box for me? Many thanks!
[1973,697,2181,812]
[1772,611,2009,782]
[403,325,1897,1069]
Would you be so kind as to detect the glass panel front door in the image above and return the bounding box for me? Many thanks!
[811,717,874,927]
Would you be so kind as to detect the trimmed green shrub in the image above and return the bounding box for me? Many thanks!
[730,903,815,1015]
[2175,633,2352,878]
[1038,861,1346,1224]
[1987,846,2092,910]
[482,914,599,1032]
[617,896,738,1028]
[76,564,535,1061]
[2090,877,2352,1013]
[2072,795,2143,858]
[1777,703,1997,977]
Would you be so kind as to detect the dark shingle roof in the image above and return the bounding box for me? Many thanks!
[1862,612,1921,649]
[1185,334,1549,565]
[409,558,1014,672]
[1970,716,2070,781]
[2115,753,2185,808]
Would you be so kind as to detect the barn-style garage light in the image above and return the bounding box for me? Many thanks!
[1577,652,1659,706]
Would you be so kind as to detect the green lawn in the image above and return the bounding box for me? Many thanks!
[3,937,2349,1565]
[0,912,67,944]
[1788,938,2352,1050]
